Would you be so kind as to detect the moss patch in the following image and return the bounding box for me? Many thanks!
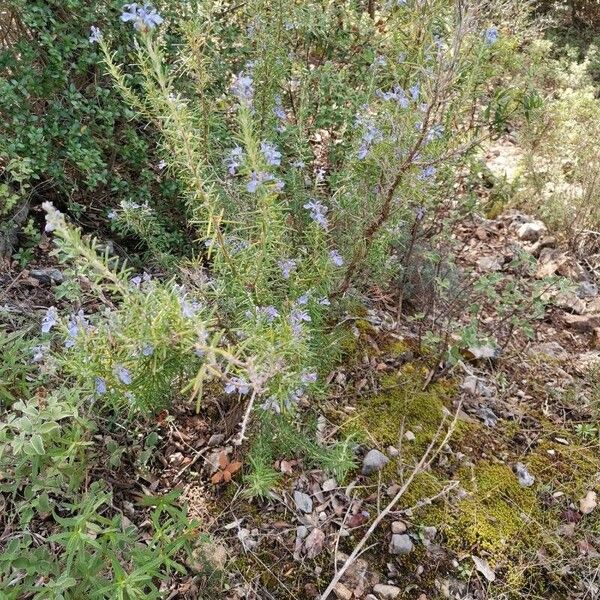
[347,364,455,456]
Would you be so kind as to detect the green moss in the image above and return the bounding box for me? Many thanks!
[447,463,540,559]
[347,365,455,456]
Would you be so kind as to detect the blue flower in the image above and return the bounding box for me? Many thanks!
[115,364,132,385]
[484,27,499,45]
[89,25,103,43]
[278,259,297,279]
[419,165,436,180]
[303,199,329,229]
[301,371,317,384]
[231,71,254,107]
[41,307,59,333]
[357,123,383,160]
[95,376,107,395]
[415,205,426,221]
[141,343,154,356]
[257,305,280,322]
[247,171,284,193]
[225,146,244,175]
[260,141,282,166]
[290,307,311,337]
[121,4,163,30]
[224,377,251,395]
[297,293,310,305]
[273,95,286,121]
[409,84,420,101]
[426,124,444,142]
[179,297,201,318]
[329,249,344,267]
[31,345,48,363]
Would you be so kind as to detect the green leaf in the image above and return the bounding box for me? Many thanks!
[30,434,45,455]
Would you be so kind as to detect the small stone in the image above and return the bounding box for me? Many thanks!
[477,256,503,271]
[389,533,413,555]
[391,521,407,534]
[29,268,64,285]
[578,281,598,298]
[564,313,600,333]
[422,526,437,542]
[373,583,401,599]
[515,462,535,487]
[362,449,390,475]
[333,583,353,600]
[322,478,337,492]
[404,431,416,442]
[207,433,225,446]
[387,446,399,457]
[293,491,313,513]
[553,292,586,315]
[580,491,597,515]
[517,220,546,242]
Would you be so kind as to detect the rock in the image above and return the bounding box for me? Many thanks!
[362,449,389,475]
[477,407,498,427]
[404,431,416,442]
[517,220,546,242]
[514,463,535,487]
[422,526,437,543]
[207,433,225,446]
[322,478,337,492]
[293,491,313,513]
[29,268,64,285]
[580,491,597,515]
[553,292,586,314]
[373,584,401,599]
[564,313,600,333]
[387,446,399,457]
[529,235,557,257]
[391,521,407,534]
[536,249,586,281]
[530,341,568,359]
[461,375,494,397]
[333,583,353,600]
[477,256,503,272]
[578,281,598,298]
[389,534,413,555]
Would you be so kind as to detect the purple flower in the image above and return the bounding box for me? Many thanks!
[415,205,426,221]
[231,71,254,107]
[260,141,282,166]
[120,4,163,30]
[95,376,107,395]
[107,210,118,220]
[141,343,154,356]
[179,297,201,318]
[376,85,409,108]
[426,124,444,142]
[273,95,286,121]
[225,146,244,175]
[89,25,103,43]
[224,377,251,395]
[484,27,499,45]
[357,123,382,160]
[419,165,436,180]
[290,307,311,336]
[31,345,48,363]
[409,84,420,101]
[329,249,344,267]
[115,364,132,385]
[318,297,331,306]
[41,307,59,333]
[260,396,281,413]
[297,293,310,305]
[157,159,167,170]
[257,305,280,322]
[301,372,317,384]
[64,310,89,349]
[247,171,284,193]
[303,199,329,229]
[278,259,297,279]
